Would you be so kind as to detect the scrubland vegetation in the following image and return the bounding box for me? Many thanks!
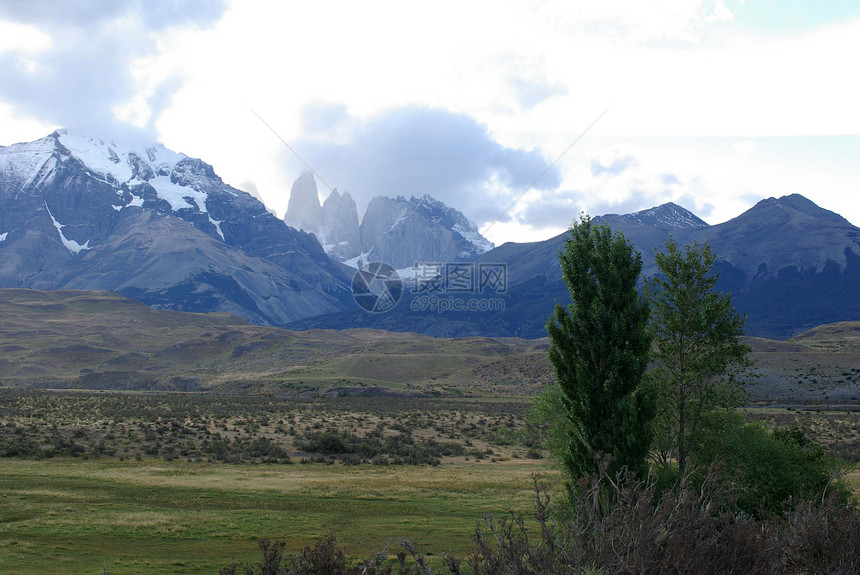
[0,391,536,465]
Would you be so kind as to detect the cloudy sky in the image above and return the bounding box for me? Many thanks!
[1,0,858,245]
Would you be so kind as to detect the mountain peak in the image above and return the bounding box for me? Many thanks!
[746,194,850,226]
[51,129,187,185]
[0,130,231,220]
[284,171,322,232]
[616,201,709,231]
[358,193,493,267]
[690,192,860,283]
[296,168,316,183]
[0,131,351,326]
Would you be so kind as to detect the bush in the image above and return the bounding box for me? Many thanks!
[219,535,389,575]
[696,419,849,517]
[295,429,464,465]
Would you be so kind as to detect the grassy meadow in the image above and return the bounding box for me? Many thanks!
[0,390,553,573]
[1,390,858,574]
[0,457,554,574]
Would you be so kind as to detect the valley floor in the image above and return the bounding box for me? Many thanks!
[0,458,550,575]
[1,390,859,574]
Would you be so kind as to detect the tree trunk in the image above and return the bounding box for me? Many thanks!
[678,394,686,478]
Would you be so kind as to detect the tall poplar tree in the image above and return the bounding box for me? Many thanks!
[546,215,654,480]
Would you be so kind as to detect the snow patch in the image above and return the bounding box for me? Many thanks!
[45,203,91,254]
[344,251,374,269]
[388,207,411,233]
[0,135,56,188]
[57,132,133,182]
[148,176,208,213]
[396,263,443,281]
[56,130,186,184]
[322,240,350,253]
[631,203,707,231]
[112,193,145,211]
[209,216,225,241]
[453,222,494,254]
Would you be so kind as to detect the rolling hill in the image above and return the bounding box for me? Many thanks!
[0,288,548,396]
[1,288,859,404]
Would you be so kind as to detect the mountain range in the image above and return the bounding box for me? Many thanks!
[293,196,860,339]
[2,130,858,339]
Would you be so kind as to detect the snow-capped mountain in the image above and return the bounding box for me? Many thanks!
[606,202,709,232]
[283,171,494,269]
[0,130,351,324]
[359,194,494,270]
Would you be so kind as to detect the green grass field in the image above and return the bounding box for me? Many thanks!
[0,458,554,574]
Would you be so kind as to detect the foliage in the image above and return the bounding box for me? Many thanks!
[526,384,577,469]
[645,238,751,476]
[545,215,654,480]
[295,428,466,466]
[0,390,530,466]
[219,535,357,575]
[696,417,851,517]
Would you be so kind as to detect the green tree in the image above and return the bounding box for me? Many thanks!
[545,215,654,481]
[645,238,751,478]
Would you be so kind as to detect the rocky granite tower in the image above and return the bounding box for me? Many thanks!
[284,170,323,234]
[321,189,362,260]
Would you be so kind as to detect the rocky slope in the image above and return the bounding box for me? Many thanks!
[321,189,362,260]
[0,130,351,324]
[358,194,494,269]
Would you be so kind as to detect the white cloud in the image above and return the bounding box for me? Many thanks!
[0,20,51,53]
[0,1,226,141]
[1,0,859,244]
[732,140,756,156]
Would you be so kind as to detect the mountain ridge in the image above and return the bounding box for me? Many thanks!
[291,194,860,339]
[0,130,352,325]
[1,287,856,403]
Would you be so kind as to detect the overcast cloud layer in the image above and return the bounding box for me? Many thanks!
[1,0,859,244]
[290,105,561,223]
[0,0,226,142]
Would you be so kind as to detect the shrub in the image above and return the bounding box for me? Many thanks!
[696,420,850,517]
[295,429,464,465]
